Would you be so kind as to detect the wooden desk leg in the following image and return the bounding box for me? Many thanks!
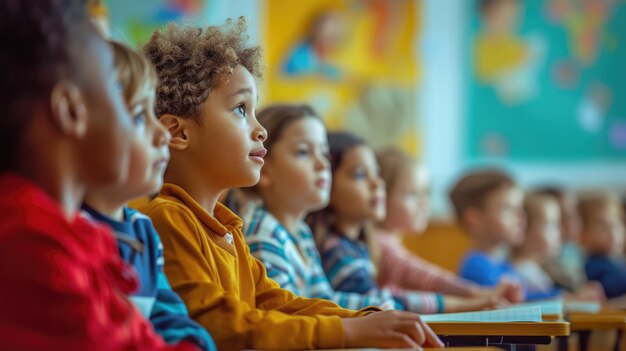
[556,336,568,351]
[614,330,623,351]
[578,331,590,351]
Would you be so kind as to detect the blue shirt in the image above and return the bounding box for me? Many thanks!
[585,254,626,298]
[83,205,216,351]
[459,250,560,301]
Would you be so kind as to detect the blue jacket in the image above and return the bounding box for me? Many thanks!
[459,250,560,301]
[586,254,626,298]
[83,205,216,351]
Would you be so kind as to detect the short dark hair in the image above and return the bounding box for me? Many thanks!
[0,0,89,170]
[257,104,321,157]
[327,132,366,173]
[449,169,516,220]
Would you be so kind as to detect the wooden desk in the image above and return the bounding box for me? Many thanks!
[568,312,626,331]
[427,321,569,349]
[563,311,626,351]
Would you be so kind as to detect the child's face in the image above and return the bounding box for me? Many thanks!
[583,206,625,256]
[330,145,386,223]
[385,165,430,234]
[190,65,267,189]
[476,185,526,246]
[526,201,562,260]
[260,117,331,213]
[557,194,581,243]
[121,87,171,199]
[79,30,133,187]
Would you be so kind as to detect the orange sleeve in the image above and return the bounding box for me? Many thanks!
[146,203,376,351]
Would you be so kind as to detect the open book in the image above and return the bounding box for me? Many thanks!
[515,299,601,316]
[421,306,542,323]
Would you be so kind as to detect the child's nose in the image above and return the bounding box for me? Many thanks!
[154,119,171,146]
[314,153,329,171]
[253,124,267,142]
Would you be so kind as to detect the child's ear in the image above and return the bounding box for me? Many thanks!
[50,80,88,138]
[159,114,188,150]
[463,207,483,231]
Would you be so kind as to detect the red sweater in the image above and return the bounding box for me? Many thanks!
[0,174,198,351]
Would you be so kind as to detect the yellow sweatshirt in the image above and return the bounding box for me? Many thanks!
[139,183,377,350]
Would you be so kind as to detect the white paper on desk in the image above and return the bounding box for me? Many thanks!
[421,306,542,323]
[565,301,601,313]
[515,299,564,316]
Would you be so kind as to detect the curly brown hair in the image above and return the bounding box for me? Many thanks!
[142,17,263,120]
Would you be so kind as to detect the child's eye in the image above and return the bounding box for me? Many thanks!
[234,104,247,119]
[115,80,124,96]
[296,148,310,157]
[354,169,367,180]
[133,111,146,127]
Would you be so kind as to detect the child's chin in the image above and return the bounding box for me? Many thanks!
[239,173,261,188]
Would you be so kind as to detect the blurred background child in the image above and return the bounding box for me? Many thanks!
[579,192,626,299]
[450,169,526,302]
[375,147,515,303]
[536,187,588,293]
[314,132,504,313]
[512,192,604,301]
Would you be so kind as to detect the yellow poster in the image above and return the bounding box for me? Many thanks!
[262,0,421,155]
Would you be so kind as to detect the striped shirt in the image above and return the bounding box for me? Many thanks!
[320,231,443,314]
[83,205,216,351]
[243,205,396,310]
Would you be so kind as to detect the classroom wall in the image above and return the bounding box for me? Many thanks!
[107,0,626,219]
[421,0,626,217]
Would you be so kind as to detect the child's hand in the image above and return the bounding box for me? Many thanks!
[573,282,606,302]
[497,279,526,303]
[443,295,509,313]
[341,311,444,349]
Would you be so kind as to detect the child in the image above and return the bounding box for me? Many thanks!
[450,169,528,301]
[375,147,515,302]
[315,132,503,313]
[536,186,588,292]
[242,104,397,310]
[0,1,190,349]
[139,19,443,350]
[82,41,215,350]
[579,192,626,298]
[512,193,603,301]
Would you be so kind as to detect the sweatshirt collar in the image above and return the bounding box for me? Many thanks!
[160,183,243,238]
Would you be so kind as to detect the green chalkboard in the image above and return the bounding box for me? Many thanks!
[466,0,626,161]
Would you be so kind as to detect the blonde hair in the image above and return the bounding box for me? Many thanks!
[376,147,418,196]
[110,41,157,106]
[524,192,559,229]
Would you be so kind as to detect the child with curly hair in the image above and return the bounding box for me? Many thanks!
[139,18,443,350]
